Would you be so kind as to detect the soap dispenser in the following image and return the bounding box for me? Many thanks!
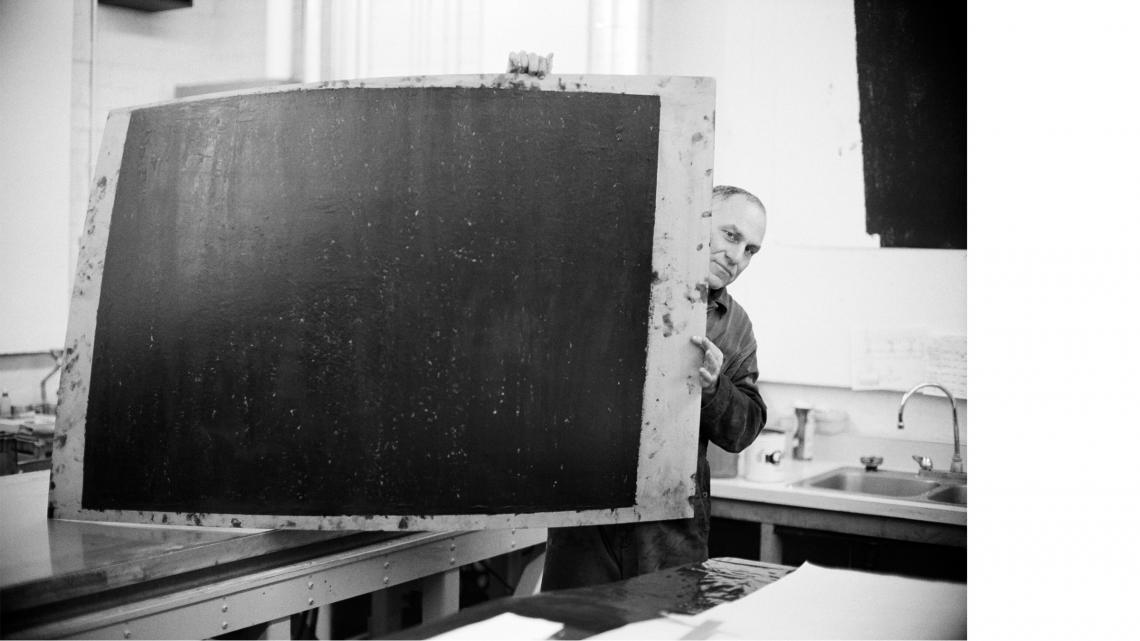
[792,404,814,460]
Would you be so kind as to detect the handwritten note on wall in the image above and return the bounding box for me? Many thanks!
[851,328,966,398]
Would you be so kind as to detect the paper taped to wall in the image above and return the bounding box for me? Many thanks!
[850,328,966,398]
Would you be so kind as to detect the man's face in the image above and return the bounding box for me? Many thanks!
[707,195,767,289]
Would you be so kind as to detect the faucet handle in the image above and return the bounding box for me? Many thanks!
[912,455,934,471]
[859,456,883,471]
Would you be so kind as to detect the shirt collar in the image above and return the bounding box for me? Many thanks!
[708,287,729,313]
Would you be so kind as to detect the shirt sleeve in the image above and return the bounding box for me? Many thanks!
[699,344,767,453]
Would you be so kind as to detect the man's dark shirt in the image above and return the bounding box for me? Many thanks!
[542,287,767,590]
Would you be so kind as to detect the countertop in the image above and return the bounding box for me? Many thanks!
[711,457,967,527]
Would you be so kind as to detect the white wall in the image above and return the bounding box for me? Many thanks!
[647,0,876,249]
[324,0,640,80]
[738,247,966,387]
[0,0,74,354]
[92,0,270,113]
[645,0,967,450]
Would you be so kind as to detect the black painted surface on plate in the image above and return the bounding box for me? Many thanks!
[81,87,661,517]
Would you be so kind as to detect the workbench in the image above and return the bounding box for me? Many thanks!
[1,471,545,639]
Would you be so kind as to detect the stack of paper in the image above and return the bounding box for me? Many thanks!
[432,612,564,640]
[591,562,966,639]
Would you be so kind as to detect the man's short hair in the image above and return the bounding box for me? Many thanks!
[712,185,766,212]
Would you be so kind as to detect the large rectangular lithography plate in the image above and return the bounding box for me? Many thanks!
[50,74,714,530]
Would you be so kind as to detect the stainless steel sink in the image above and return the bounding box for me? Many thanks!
[927,484,967,505]
[794,466,966,506]
[805,469,938,497]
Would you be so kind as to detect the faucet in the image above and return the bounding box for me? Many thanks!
[898,383,963,473]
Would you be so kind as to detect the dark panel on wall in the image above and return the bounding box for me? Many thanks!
[854,0,965,249]
[99,0,192,12]
[81,87,660,516]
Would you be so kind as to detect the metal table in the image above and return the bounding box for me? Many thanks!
[1,470,545,639]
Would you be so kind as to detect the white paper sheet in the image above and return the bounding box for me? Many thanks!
[431,612,564,640]
[592,562,966,640]
[590,612,749,639]
[926,332,967,398]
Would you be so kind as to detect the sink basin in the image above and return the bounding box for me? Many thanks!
[797,468,938,497]
[927,484,967,505]
[793,466,966,506]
